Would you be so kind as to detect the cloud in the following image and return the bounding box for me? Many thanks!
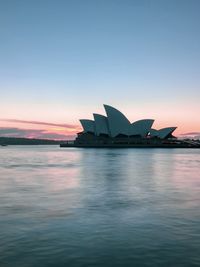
[0,119,80,129]
[180,132,200,136]
[0,127,75,140]
[0,128,21,134]
[0,118,81,139]
[179,132,200,140]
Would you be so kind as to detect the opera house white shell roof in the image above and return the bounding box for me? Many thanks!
[93,114,110,136]
[80,119,95,134]
[104,104,130,137]
[150,127,177,139]
[80,105,176,139]
[131,119,154,137]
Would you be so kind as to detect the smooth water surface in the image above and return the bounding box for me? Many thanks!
[0,146,200,267]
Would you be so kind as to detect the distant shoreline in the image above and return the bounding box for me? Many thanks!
[0,137,66,146]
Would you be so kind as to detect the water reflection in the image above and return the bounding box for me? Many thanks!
[0,146,200,267]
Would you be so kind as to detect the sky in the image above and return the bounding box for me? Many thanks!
[0,0,200,140]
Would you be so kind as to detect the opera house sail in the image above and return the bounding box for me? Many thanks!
[60,104,200,148]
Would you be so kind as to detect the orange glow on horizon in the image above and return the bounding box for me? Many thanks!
[0,119,82,140]
[0,110,199,140]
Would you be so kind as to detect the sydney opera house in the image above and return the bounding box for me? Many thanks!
[61,104,200,148]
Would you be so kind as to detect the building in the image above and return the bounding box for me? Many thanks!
[79,104,176,137]
[60,104,200,148]
[71,104,178,146]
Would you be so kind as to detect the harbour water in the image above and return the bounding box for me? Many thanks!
[0,146,200,267]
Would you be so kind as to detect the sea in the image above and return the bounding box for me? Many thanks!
[0,145,200,267]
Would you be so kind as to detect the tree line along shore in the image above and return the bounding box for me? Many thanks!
[0,137,66,145]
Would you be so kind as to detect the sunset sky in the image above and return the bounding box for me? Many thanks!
[0,0,200,140]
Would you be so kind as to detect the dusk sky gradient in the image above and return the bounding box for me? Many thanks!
[0,0,200,139]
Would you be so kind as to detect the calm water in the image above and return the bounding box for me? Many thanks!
[0,146,200,267]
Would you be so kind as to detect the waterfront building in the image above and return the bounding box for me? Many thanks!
[79,104,176,139]
[61,104,200,148]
